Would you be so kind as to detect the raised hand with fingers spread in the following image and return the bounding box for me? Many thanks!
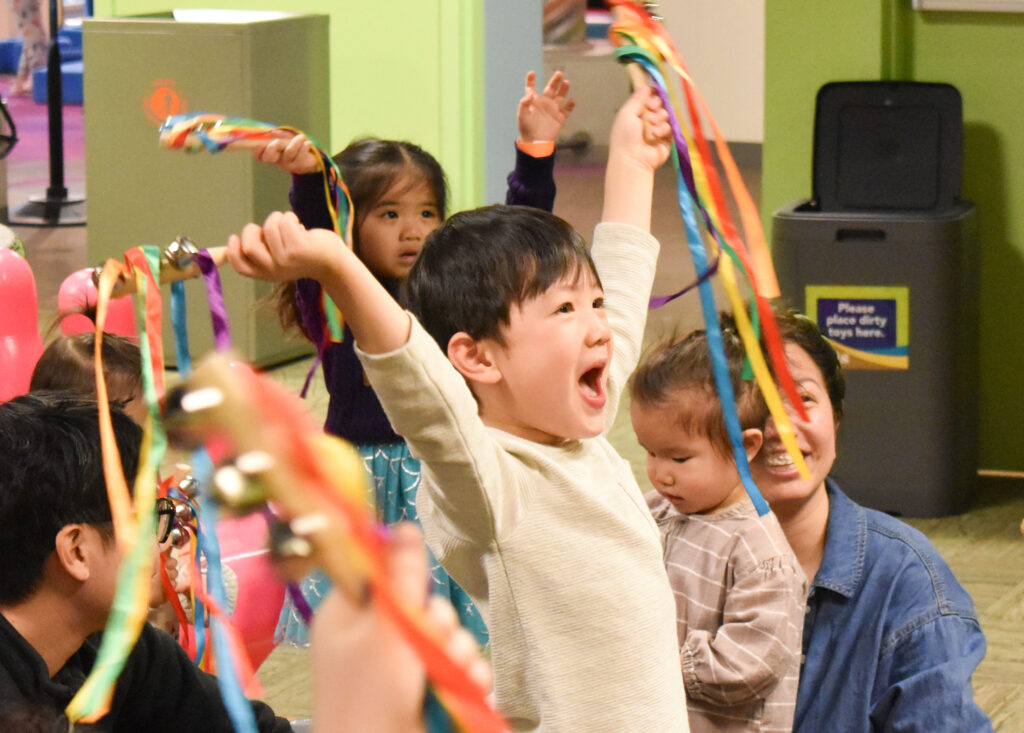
[517,70,576,146]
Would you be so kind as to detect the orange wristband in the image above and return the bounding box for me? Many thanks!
[516,139,555,157]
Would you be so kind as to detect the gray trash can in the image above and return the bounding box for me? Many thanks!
[771,201,978,516]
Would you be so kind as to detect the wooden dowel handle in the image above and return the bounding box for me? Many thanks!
[95,244,228,296]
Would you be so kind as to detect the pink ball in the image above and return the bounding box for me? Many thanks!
[57,267,137,339]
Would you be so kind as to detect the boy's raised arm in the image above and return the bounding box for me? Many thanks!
[601,85,671,231]
[227,211,411,354]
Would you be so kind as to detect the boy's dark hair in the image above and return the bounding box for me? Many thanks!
[30,332,142,409]
[405,205,601,350]
[273,138,449,335]
[630,325,767,458]
[0,392,141,605]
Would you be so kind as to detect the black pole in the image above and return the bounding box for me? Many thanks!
[45,0,66,201]
[6,0,85,226]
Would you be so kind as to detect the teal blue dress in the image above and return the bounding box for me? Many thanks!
[274,442,489,648]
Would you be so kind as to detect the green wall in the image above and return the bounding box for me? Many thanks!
[93,0,485,213]
[764,0,1024,472]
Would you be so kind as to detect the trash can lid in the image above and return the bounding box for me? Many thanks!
[812,81,963,214]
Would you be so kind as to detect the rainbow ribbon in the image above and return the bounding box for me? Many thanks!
[608,1,811,512]
[168,250,260,732]
[173,355,508,733]
[157,112,354,348]
[68,246,258,732]
[159,113,280,153]
[67,248,167,724]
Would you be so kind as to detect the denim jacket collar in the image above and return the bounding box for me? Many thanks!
[812,479,867,598]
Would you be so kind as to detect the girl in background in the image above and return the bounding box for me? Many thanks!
[631,326,805,732]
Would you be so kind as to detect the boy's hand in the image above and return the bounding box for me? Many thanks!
[517,70,576,145]
[231,214,411,354]
[227,211,342,283]
[250,131,321,175]
[602,84,672,230]
[608,84,672,174]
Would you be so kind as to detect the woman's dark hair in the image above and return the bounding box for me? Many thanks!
[272,138,448,336]
[722,305,846,424]
[405,205,600,350]
[769,308,846,424]
[630,325,767,457]
[30,332,141,408]
[0,393,141,605]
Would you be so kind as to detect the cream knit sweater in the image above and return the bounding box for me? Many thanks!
[359,223,689,732]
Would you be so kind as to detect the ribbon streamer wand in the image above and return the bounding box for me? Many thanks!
[92,237,227,298]
[608,2,813,498]
[164,353,508,733]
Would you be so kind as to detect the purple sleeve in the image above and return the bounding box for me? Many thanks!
[288,151,337,231]
[505,145,556,212]
[287,153,338,350]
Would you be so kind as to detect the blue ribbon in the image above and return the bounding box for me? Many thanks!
[628,52,770,516]
[192,451,258,733]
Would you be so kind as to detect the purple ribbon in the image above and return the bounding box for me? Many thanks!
[648,253,720,308]
[196,250,231,351]
[286,582,314,625]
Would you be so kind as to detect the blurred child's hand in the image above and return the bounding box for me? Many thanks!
[517,70,576,145]
[149,544,178,608]
[227,211,343,284]
[609,84,672,174]
[310,523,492,733]
[251,131,321,175]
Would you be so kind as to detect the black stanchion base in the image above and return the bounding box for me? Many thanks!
[6,194,86,227]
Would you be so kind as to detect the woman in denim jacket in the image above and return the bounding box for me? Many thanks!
[745,308,992,733]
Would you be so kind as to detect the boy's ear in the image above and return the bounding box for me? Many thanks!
[54,525,91,583]
[741,428,763,462]
[447,332,502,385]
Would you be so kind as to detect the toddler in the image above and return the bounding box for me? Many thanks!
[30,331,145,424]
[630,324,807,732]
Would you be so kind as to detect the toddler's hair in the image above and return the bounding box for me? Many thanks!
[405,204,601,351]
[273,138,448,338]
[30,332,141,407]
[630,324,767,457]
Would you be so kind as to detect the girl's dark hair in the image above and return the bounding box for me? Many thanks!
[335,138,448,242]
[630,326,767,458]
[272,138,448,336]
[30,332,142,407]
